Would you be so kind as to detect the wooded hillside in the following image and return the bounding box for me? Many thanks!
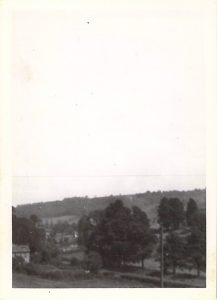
[15,189,205,224]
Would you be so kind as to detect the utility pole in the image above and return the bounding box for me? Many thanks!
[160,225,164,288]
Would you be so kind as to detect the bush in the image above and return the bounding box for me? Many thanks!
[24,263,40,276]
[49,256,62,267]
[42,270,64,280]
[70,257,80,266]
[83,251,102,274]
[12,256,25,272]
[31,252,42,264]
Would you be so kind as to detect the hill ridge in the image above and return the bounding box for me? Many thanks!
[15,189,206,223]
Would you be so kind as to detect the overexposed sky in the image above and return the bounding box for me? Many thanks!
[12,7,206,205]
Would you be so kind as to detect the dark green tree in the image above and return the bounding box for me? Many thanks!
[163,232,186,275]
[168,198,185,229]
[77,215,92,247]
[158,197,185,230]
[186,198,198,227]
[77,210,104,248]
[186,212,206,277]
[12,214,45,253]
[87,200,131,267]
[30,214,40,225]
[128,206,156,268]
[83,251,102,274]
[157,197,171,229]
[83,200,155,268]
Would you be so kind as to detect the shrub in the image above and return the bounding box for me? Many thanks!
[24,263,39,276]
[70,257,80,266]
[83,251,102,274]
[31,252,42,264]
[12,256,25,272]
[49,256,62,267]
[42,270,64,280]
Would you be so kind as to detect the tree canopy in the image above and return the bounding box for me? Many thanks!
[78,200,156,268]
[12,215,45,253]
[186,198,198,227]
[186,211,206,276]
[158,197,185,230]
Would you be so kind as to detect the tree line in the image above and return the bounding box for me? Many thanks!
[78,197,206,276]
[158,197,206,276]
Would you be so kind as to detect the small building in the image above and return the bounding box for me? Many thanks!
[12,244,30,263]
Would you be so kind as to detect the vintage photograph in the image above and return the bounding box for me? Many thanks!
[11,6,207,289]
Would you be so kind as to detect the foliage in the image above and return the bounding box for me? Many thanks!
[186,198,198,227]
[40,240,60,263]
[157,197,206,277]
[30,214,40,224]
[158,197,185,230]
[12,256,25,272]
[83,251,102,274]
[127,206,156,268]
[185,212,206,277]
[77,215,94,247]
[163,232,186,275]
[70,257,80,266]
[77,210,104,247]
[12,214,45,253]
[24,263,40,276]
[86,200,132,267]
[79,200,156,268]
[157,198,171,230]
[13,208,59,264]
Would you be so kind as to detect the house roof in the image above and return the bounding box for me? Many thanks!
[12,244,30,253]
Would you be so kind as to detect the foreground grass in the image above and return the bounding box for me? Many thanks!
[13,272,157,288]
[12,258,205,288]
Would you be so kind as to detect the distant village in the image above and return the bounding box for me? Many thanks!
[12,213,79,263]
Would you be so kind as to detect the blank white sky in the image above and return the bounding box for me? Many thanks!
[12,7,206,205]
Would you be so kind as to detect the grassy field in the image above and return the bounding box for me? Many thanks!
[12,256,205,289]
[13,272,157,288]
